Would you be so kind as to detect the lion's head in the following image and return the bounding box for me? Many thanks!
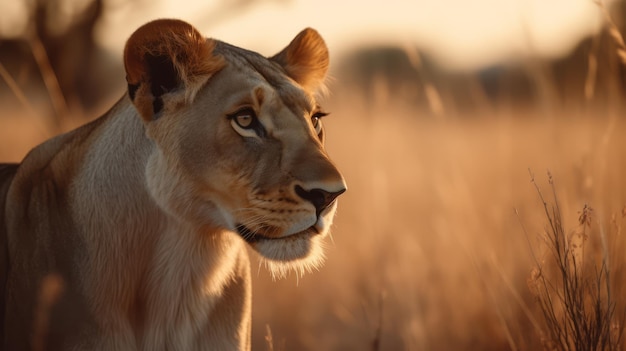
[123,19,346,277]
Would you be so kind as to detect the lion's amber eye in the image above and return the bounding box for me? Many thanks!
[229,107,266,139]
[311,117,321,133]
[311,112,327,135]
[233,108,256,129]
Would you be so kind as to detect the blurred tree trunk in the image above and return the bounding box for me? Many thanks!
[32,0,104,115]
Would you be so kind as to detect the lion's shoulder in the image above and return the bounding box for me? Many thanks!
[12,99,130,190]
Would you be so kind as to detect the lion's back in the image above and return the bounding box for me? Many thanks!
[0,163,19,345]
[0,113,114,349]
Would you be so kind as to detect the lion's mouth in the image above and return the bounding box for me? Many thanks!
[235,224,319,244]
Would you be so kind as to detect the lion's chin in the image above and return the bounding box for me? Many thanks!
[236,224,320,244]
[235,225,327,279]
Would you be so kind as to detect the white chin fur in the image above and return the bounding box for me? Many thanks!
[250,202,338,279]
[254,233,327,279]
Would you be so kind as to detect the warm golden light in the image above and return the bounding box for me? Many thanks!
[95,0,606,70]
[1,1,625,349]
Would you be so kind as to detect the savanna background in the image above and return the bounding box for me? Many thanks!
[1,0,626,350]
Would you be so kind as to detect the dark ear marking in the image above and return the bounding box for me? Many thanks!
[146,54,180,97]
[139,54,179,119]
[127,55,177,118]
[128,83,139,101]
[152,97,164,118]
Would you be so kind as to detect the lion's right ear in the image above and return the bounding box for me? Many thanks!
[270,28,329,92]
[123,19,225,121]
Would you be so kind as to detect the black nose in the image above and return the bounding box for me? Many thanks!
[295,185,346,215]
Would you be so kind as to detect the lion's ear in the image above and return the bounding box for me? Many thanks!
[271,28,329,92]
[123,19,225,121]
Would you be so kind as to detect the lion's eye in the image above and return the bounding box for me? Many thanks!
[233,108,256,129]
[229,107,265,139]
[311,112,327,135]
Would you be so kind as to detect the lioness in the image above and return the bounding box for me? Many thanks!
[0,19,346,350]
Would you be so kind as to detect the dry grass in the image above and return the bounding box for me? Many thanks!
[243,96,626,350]
[527,173,623,350]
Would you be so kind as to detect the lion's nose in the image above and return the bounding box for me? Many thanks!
[295,185,346,216]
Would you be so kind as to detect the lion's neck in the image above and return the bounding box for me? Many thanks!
[71,98,248,342]
[137,220,246,347]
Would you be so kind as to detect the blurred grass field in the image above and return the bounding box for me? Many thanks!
[3,3,626,349]
[249,96,626,350]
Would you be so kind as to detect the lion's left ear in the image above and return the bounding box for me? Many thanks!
[270,28,329,92]
[124,19,225,121]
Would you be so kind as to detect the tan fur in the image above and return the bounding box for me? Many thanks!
[1,19,345,350]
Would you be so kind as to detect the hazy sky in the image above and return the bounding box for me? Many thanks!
[1,0,610,71]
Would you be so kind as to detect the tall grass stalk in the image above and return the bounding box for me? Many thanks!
[28,33,69,132]
[264,324,274,351]
[527,172,623,350]
[593,0,626,65]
